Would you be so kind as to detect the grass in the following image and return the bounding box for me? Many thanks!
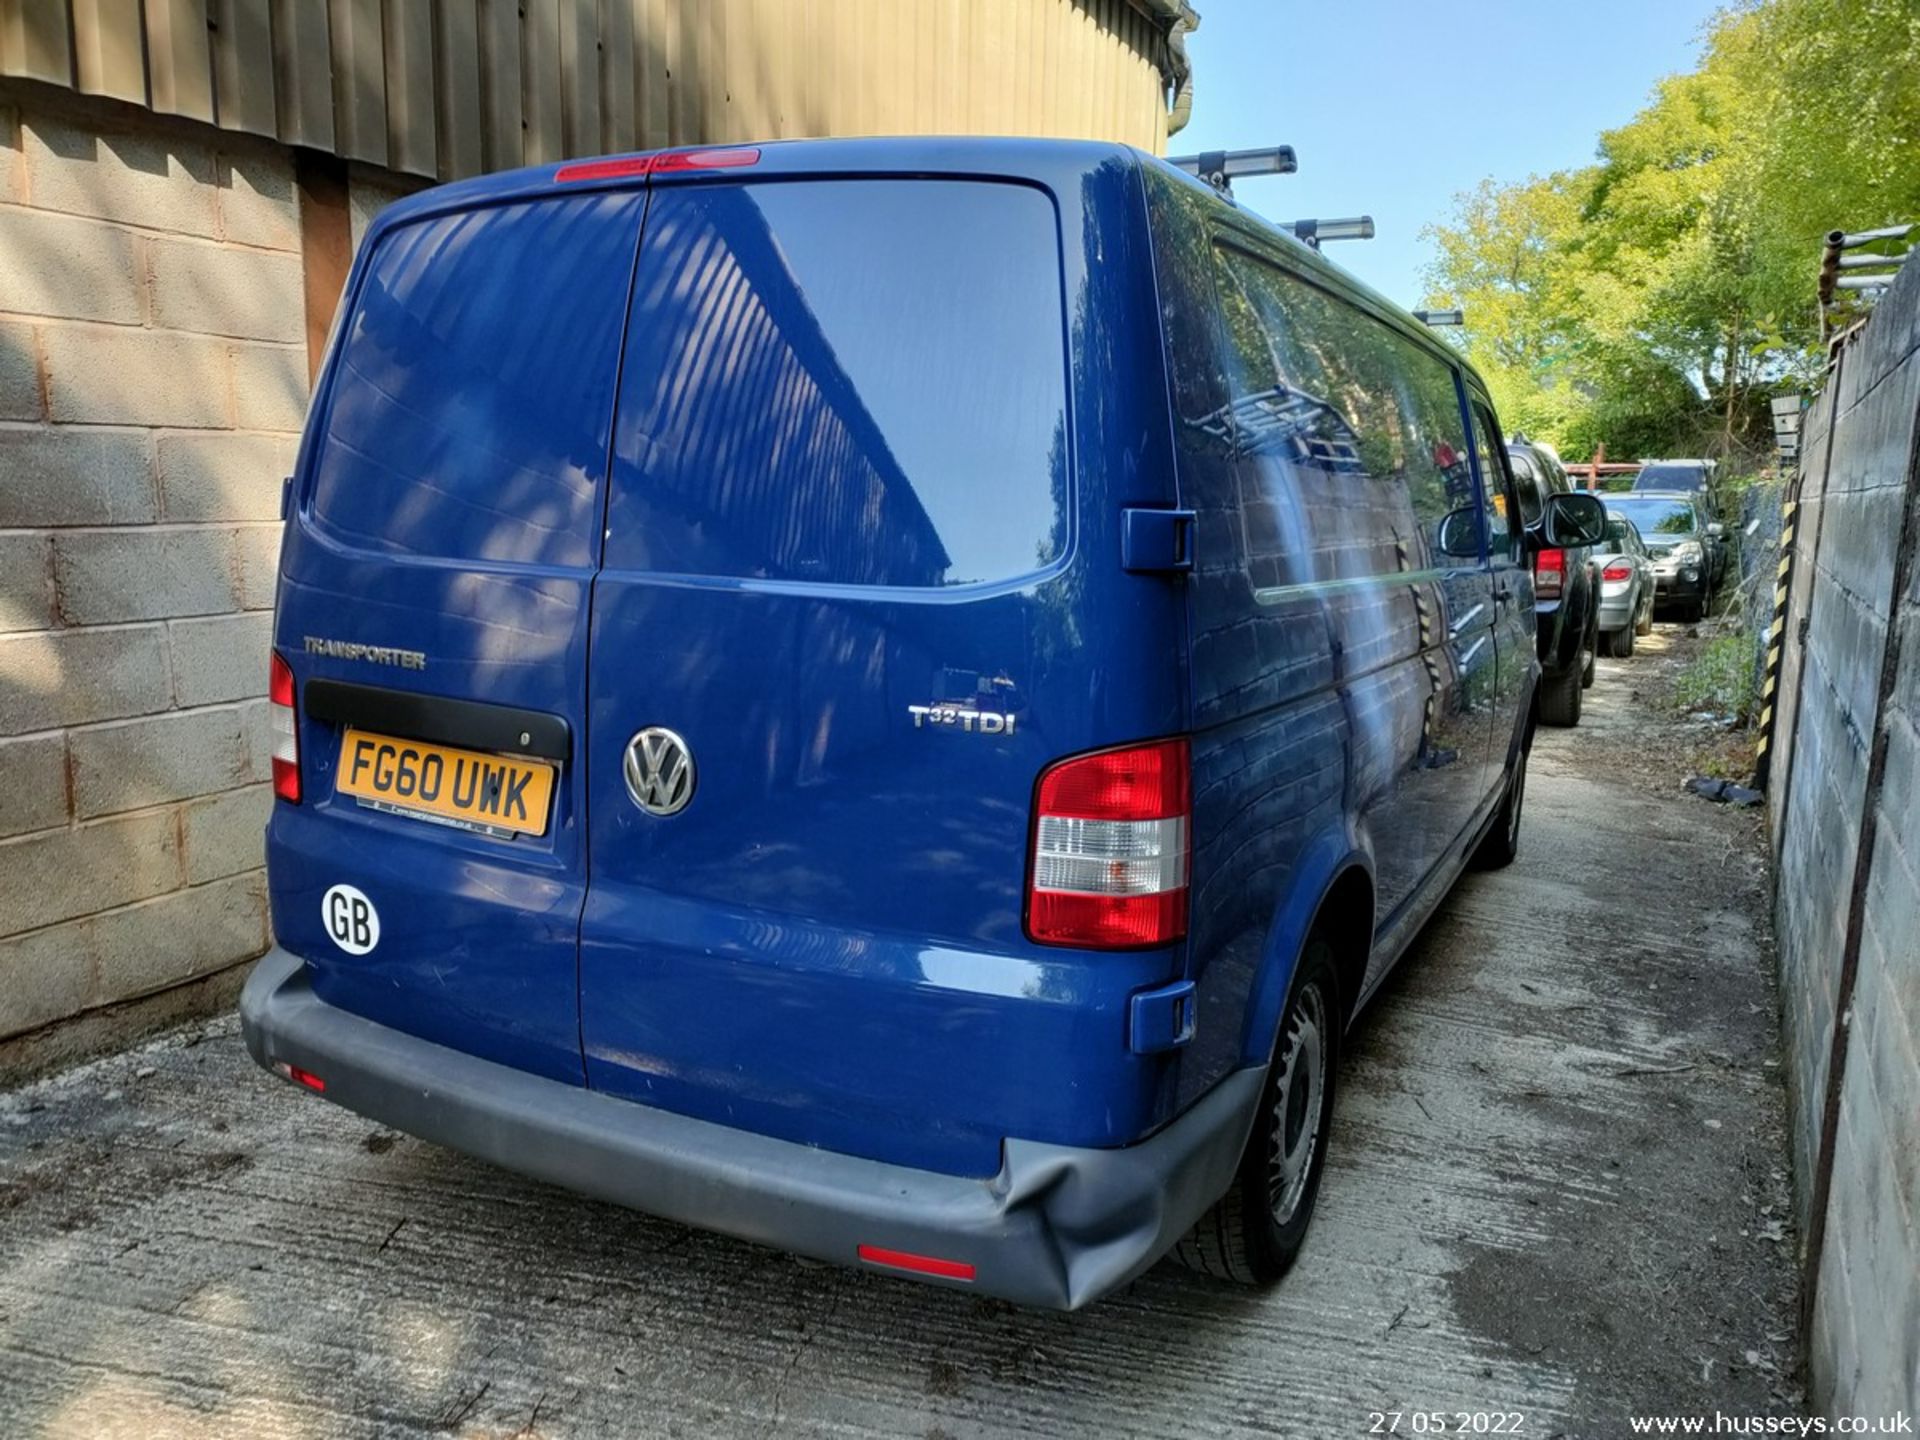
[1675,628,1759,725]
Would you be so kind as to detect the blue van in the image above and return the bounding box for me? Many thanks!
[242,138,1606,1308]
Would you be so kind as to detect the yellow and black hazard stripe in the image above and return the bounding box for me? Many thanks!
[1751,498,1798,791]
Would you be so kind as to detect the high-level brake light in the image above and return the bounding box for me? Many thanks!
[1026,738,1191,949]
[555,147,761,184]
[269,652,300,803]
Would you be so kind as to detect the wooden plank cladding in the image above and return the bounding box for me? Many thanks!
[6,0,1190,180]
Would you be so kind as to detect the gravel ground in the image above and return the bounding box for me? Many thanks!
[0,624,1801,1439]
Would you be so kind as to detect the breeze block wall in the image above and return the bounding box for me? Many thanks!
[0,92,306,1060]
[1770,258,1920,1418]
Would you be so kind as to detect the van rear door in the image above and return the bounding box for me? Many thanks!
[577,154,1187,1177]
[268,191,644,1084]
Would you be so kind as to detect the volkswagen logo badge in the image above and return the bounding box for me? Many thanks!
[623,727,695,816]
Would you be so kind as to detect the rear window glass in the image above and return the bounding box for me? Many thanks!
[605,180,1069,587]
[1636,462,1707,489]
[1610,497,1698,536]
[308,193,643,568]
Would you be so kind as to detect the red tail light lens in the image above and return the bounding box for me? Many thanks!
[1602,561,1632,582]
[650,145,761,172]
[553,155,654,183]
[1027,738,1191,949]
[1535,547,1566,600]
[269,652,300,803]
[556,147,760,184]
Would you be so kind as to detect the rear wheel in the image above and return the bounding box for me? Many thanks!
[1603,625,1634,658]
[1538,660,1582,726]
[1173,941,1340,1286]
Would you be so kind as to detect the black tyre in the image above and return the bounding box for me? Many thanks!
[1173,940,1340,1286]
[1634,595,1654,637]
[1603,625,1634,658]
[1580,635,1598,688]
[1538,660,1582,726]
[1472,730,1531,870]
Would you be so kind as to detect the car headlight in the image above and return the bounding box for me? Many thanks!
[1674,541,1703,562]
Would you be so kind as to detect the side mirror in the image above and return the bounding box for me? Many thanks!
[1539,491,1608,549]
[1436,507,1482,558]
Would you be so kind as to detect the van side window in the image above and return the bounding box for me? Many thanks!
[1210,244,1479,585]
[1470,404,1523,560]
[606,180,1068,588]
[308,194,643,568]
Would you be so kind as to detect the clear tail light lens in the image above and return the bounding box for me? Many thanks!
[269,652,300,803]
[1535,547,1566,600]
[1027,738,1190,949]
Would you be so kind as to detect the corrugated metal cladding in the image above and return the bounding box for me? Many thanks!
[0,0,1191,177]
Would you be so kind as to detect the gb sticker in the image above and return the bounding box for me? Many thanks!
[321,883,380,955]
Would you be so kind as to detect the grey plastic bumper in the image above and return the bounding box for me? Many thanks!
[239,947,1264,1310]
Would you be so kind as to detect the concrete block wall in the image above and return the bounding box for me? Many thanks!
[1771,260,1920,1417]
[0,94,306,1048]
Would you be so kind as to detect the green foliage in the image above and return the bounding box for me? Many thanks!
[1422,0,1920,461]
[1676,630,1761,722]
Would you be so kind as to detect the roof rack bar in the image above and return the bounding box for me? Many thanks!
[1285,216,1375,250]
[1164,145,1297,195]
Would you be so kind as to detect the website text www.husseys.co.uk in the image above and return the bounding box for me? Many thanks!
[1628,1414,1912,1436]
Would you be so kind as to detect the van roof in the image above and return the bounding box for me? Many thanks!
[367,135,1141,238]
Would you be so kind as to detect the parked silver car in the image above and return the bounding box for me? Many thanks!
[1594,513,1656,657]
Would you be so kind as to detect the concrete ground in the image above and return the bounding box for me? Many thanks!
[0,629,1802,1438]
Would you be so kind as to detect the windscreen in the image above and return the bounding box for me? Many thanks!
[307,193,644,568]
[604,179,1070,588]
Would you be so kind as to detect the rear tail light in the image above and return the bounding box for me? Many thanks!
[1602,561,1632,582]
[1026,738,1190,949]
[555,146,760,183]
[1535,547,1566,600]
[269,652,300,803]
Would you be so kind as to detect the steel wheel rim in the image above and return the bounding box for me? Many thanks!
[1268,980,1328,1225]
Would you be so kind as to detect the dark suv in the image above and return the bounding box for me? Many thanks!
[1509,437,1601,725]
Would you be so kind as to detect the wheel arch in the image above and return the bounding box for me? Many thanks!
[1238,838,1376,1069]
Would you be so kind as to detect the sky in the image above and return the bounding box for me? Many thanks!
[1173,0,1725,309]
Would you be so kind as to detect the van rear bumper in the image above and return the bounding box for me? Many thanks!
[240,946,1263,1310]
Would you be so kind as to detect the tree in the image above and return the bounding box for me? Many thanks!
[1420,0,1920,461]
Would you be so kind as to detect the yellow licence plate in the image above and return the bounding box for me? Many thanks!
[337,729,556,837]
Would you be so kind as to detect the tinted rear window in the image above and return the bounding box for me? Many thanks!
[1636,462,1707,489]
[605,180,1069,587]
[308,193,643,568]
[1610,497,1698,536]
